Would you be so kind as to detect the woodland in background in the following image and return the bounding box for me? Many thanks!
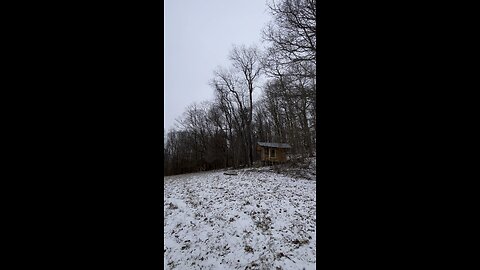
[164,0,316,176]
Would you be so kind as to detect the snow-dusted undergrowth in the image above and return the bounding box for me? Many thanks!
[164,163,316,270]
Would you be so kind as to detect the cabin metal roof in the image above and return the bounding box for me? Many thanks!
[257,142,291,149]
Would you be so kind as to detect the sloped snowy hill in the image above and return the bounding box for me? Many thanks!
[164,166,316,270]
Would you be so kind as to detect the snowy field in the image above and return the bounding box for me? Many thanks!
[164,162,316,270]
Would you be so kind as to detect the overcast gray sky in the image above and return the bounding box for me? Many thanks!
[164,0,271,132]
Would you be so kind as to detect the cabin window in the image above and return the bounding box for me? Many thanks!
[270,148,276,158]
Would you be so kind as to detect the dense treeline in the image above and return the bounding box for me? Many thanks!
[164,0,316,176]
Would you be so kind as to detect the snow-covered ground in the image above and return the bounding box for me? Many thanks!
[164,162,316,270]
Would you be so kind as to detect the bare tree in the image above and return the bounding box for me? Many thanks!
[229,45,263,166]
[259,0,316,157]
[263,0,316,65]
[211,66,251,167]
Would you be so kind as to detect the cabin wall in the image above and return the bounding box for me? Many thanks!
[259,148,286,162]
[277,149,287,162]
[273,149,286,162]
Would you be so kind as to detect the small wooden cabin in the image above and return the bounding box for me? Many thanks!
[256,142,292,164]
